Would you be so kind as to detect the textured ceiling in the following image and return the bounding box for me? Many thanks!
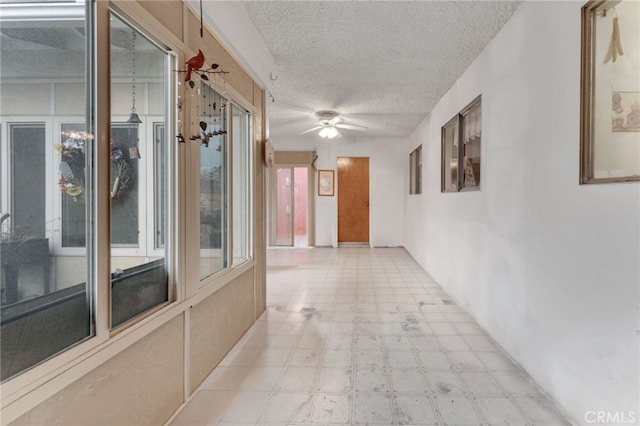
[242,1,521,140]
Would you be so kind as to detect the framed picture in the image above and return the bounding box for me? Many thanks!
[318,170,334,196]
[612,92,640,132]
[580,0,640,183]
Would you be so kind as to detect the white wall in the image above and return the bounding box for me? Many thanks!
[404,2,640,424]
[273,137,405,247]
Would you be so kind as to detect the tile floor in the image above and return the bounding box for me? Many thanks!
[170,247,571,425]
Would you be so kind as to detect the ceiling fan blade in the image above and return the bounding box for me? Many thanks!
[335,123,368,131]
[297,125,323,135]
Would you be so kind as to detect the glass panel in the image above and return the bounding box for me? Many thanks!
[461,103,481,189]
[441,119,458,192]
[110,13,168,327]
[409,151,415,194]
[60,124,87,247]
[409,146,422,195]
[11,124,46,239]
[293,167,308,247]
[199,83,227,280]
[110,124,140,246]
[0,1,92,381]
[275,167,293,246]
[154,123,166,249]
[231,104,249,266]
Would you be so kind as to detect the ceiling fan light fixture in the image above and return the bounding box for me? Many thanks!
[318,126,331,138]
[318,125,339,139]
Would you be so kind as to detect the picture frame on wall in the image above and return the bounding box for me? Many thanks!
[580,0,640,183]
[318,170,334,196]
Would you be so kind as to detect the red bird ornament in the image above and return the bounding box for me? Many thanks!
[185,49,205,82]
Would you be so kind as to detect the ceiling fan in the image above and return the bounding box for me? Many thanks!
[298,111,368,139]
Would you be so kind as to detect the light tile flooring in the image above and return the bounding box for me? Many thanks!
[170,248,571,425]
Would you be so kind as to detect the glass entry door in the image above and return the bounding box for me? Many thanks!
[274,166,308,247]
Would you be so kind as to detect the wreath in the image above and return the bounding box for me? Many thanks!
[56,132,134,202]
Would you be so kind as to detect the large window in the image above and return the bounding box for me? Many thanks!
[442,96,481,192]
[198,85,253,280]
[0,2,176,380]
[232,103,250,266]
[199,82,228,280]
[0,1,92,381]
[110,13,170,327]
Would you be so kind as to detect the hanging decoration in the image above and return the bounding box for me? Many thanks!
[604,10,624,64]
[176,49,229,88]
[610,16,624,62]
[110,138,134,199]
[175,4,229,87]
[174,0,230,144]
[184,50,205,83]
[126,28,142,172]
[56,131,90,201]
[127,30,143,125]
[189,93,227,147]
[56,132,134,201]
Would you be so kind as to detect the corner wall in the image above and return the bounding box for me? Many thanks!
[404,2,639,423]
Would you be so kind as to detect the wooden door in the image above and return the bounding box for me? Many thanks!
[337,157,369,243]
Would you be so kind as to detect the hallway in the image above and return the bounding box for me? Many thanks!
[170,247,570,425]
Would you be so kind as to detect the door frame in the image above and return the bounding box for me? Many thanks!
[267,151,316,247]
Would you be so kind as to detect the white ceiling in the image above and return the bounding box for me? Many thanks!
[240,1,522,140]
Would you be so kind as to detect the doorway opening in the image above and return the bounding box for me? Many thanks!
[274,166,309,247]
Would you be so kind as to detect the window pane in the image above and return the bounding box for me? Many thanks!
[275,168,293,246]
[416,146,422,194]
[409,146,422,195]
[110,14,169,327]
[293,167,308,247]
[110,124,140,246]
[441,119,458,192]
[232,104,250,266]
[154,123,166,249]
[199,83,227,280]
[461,103,481,189]
[11,124,46,239]
[409,150,415,194]
[0,1,92,381]
[60,124,87,247]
